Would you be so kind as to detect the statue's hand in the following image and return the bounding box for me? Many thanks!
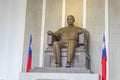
[47,31,53,35]
[47,31,59,41]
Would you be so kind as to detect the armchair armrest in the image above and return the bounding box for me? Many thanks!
[47,34,59,46]
[79,29,89,45]
[79,33,84,45]
[47,35,52,46]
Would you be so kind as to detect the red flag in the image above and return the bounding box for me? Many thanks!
[102,35,107,80]
[26,35,32,72]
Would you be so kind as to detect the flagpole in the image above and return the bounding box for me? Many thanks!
[105,0,109,80]
[26,35,32,72]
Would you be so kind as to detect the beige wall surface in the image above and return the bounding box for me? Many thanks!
[44,0,62,50]
[22,0,43,71]
[66,0,83,27]
[87,0,105,74]
[109,0,120,80]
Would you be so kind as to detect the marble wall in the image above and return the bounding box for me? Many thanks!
[22,0,43,71]
[23,0,104,74]
[44,0,62,50]
[87,0,105,74]
[66,0,83,27]
[22,0,120,80]
[109,0,120,79]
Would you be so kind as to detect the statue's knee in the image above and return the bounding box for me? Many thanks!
[53,41,59,46]
[68,41,75,45]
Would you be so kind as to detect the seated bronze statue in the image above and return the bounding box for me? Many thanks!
[47,15,86,67]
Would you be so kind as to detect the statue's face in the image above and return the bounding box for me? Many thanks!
[67,15,75,26]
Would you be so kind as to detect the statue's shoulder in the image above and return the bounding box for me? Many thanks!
[58,26,68,31]
[75,26,89,36]
[76,26,88,32]
[74,26,83,30]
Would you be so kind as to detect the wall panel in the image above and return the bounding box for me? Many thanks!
[44,0,62,49]
[66,0,83,27]
[22,0,43,72]
[109,0,120,79]
[87,0,105,74]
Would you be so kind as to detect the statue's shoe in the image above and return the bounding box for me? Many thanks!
[66,62,71,68]
[56,64,61,67]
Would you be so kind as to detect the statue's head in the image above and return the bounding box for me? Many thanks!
[67,15,75,26]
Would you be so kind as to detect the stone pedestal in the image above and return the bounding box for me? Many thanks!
[30,67,91,73]
[20,72,101,80]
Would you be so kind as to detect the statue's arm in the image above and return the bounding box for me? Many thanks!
[47,31,59,45]
[47,31,59,41]
[78,27,84,34]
